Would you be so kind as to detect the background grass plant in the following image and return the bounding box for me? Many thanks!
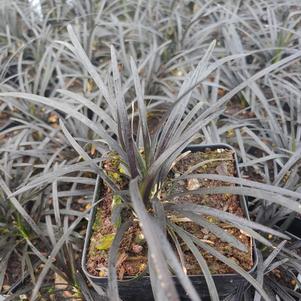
[1,0,301,300]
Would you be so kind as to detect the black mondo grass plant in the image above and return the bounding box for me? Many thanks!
[1,23,301,301]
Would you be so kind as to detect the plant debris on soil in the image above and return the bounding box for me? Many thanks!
[87,148,253,278]
[163,148,253,274]
[87,155,148,278]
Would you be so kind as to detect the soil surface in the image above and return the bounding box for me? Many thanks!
[87,148,253,278]
[163,148,253,274]
[87,156,147,278]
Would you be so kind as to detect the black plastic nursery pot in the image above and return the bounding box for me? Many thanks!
[285,218,301,239]
[277,217,301,240]
[82,144,258,300]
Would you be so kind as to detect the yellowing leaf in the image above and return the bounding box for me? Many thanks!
[87,79,95,92]
[118,165,126,175]
[112,195,122,208]
[96,233,116,251]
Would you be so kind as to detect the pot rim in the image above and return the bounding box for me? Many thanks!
[81,143,258,282]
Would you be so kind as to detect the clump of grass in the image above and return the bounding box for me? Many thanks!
[0,1,301,300]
